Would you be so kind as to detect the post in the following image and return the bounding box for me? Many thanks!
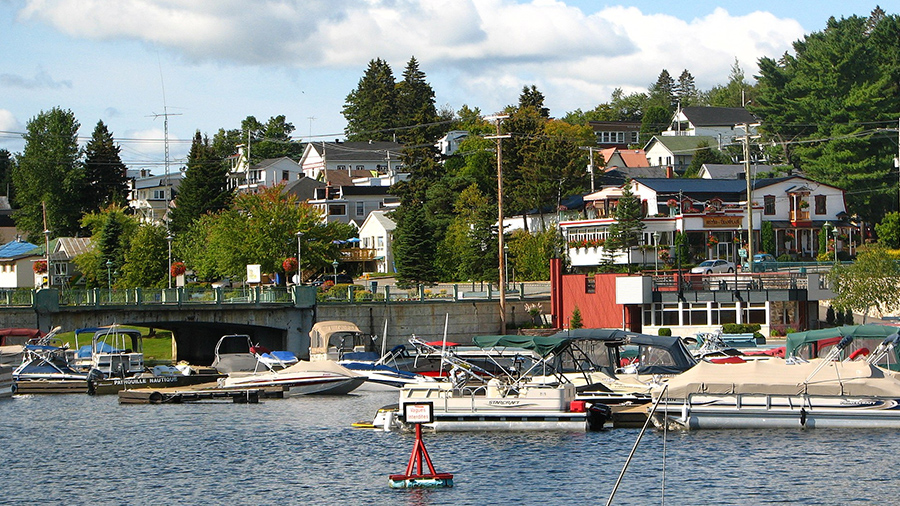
[43,228,51,287]
[332,259,339,285]
[166,233,174,289]
[296,231,304,285]
[653,231,660,275]
[106,259,113,302]
[485,115,511,334]
[832,226,839,263]
[742,122,754,271]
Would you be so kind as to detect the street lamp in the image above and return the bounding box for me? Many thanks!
[832,225,840,263]
[503,244,509,292]
[166,233,174,289]
[332,259,339,285]
[653,231,660,275]
[295,231,304,285]
[43,229,51,287]
[105,259,113,302]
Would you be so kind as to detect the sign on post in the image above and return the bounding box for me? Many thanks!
[403,402,434,424]
[247,264,261,284]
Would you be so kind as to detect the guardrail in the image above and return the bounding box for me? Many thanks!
[652,272,808,292]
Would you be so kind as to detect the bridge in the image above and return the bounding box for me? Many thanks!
[0,283,551,364]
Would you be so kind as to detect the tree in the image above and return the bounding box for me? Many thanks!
[12,107,85,239]
[875,212,900,248]
[761,221,775,255]
[707,58,754,108]
[519,85,550,117]
[392,203,438,286]
[640,105,670,141]
[82,120,128,209]
[675,70,701,107]
[829,245,900,321]
[754,12,900,221]
[121,223,168,288]
[169,131,232,234]
[569,306,583,329]
[75,205,139,288]
[396,57,440,142]
[342,58,398,142]
[0,149,14,200]
[508,227,560,281]
[683,140,730,177]
[647,69,676,111]
[605,181,645,265]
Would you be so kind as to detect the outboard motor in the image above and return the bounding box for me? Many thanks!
[587,403,612,431]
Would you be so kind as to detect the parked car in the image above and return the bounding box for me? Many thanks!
[752,253,777,272]
[690,259,735,274]
[310,273,355,286]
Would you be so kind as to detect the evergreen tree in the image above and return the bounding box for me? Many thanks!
[12,107,85,239]
[683,140,729,177]
[761,221,776,254]
[647,69,676,111]
[392,203,438,286]
[0,149,13,201]
[396,57,439,140]
[519,85,550,117]
[342,58,397,142]
[82,120,128,209]
[675,69,700,107]
[569,306,583,329]
[605,181,646,256]
[708,58,754,108]
[169,131,232,234]
[640,105,670,141]
[76,205,139,288]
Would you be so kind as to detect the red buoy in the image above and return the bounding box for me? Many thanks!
[388,403,453,489]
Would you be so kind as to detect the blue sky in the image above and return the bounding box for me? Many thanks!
[0,0,894,170]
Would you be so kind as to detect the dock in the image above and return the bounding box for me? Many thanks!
[610,404,649,428]
[117,383,285,404]
[15,380,88,394]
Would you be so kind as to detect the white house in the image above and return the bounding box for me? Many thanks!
[562,176,851,267]
[299,141,404,183]
[47,237,92,288]
[128,170,183,225]
[664,106,758,141]
[358,210,396,273]
[436,130,469,157]
[643,135,719,172]
[228,156,306,193]
[0,239,42,288]
[308,185,399,226]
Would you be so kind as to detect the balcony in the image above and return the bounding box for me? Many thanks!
[340,248,377,262]
[790,209,810,222]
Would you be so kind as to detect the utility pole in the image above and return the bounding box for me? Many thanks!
[738,123,760,271]
[579,146,600,191]
[485,115,511,334]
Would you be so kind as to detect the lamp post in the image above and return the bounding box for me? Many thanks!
[332,259,339,285]
[166,233,174,289]
[43,229,51,287]
[503,244,509,292]
[106,259,113,302]
[653,232,660,275]
[832,225,840,263]
[295,231,304,285]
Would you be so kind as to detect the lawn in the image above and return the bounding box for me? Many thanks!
[57,327,174,364]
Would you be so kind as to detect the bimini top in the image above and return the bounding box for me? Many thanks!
[786,325,899,358]
[309,320,365,351]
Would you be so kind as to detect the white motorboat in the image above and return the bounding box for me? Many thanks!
[211,334,298,374]
[651,356,900,430]
[218,360,365,396]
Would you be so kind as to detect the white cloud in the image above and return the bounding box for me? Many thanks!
[16,1,805,115]
[0,110,24,149]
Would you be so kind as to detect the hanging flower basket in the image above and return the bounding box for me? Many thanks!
[170,261,186,277]
[33,260,47,274]
[707,235,719,248]
[282,257,298,272]
[666,199,678,208]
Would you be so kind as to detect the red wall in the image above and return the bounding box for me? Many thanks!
[550,259,637,330]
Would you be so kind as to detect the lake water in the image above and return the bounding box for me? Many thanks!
[2,390,899,505]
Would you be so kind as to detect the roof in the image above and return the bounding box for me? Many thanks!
[644,135,719,154]
[0,239,41,261]
[600,148,649,168]
[51,237,92,261]
[362,210,396,232]
[633,177,795,199]
[680,106,757,127]
[311,141,404,163]
[253,157,301,170]
[323,169,377,186]
[699,164,777,179]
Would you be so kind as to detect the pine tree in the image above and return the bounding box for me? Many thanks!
[12,107,85,239]
[0,149,13,201]
[519,85,550,117]
[570,306,584,329]
[675,69,699,106]
[342,58,398,142]
[605,181,645,254]
[82,120,128,209]
[392,204,438,286]
[648,69,676,111]
[169,131,232,234]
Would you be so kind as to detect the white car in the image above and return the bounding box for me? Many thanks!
[690,259,735,274]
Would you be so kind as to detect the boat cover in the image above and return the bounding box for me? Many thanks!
[786,325,899,358]
[278,360,363,378]
[658,358,900,398]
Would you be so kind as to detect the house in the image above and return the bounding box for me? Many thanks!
[128,170,182,225]
[664,106,758,141]
[0,197,23,244]
[307,185,399,226]
[228,156,306,193]
[698,163,785,179]
[357,210,396,273]
[0,239,42,288]
[436,130,469,157]
[599,147,649,169]
[588,121,642,148]
[47,237,92,287]
[299,141,404,183]
[561,175,851,267]
[643,135,720,172]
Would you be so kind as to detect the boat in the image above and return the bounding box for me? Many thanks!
[650,341,900,430]
[0,364,14,398]
[308,321,431,389]
[212,333,365,395]
[0,328,45,367]
[12,327,91,393]
[786,325,900,370]
[218,360,365,396]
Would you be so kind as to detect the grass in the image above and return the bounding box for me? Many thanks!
[56,326,174,364]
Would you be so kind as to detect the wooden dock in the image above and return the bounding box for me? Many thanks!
[117,383,285,404]
[610,404,649,428]
[15,380,88,394]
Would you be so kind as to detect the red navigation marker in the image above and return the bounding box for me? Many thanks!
[388,402,454,489]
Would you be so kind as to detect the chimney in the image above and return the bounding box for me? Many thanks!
[666,166,674,179]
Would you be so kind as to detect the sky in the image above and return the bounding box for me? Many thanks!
[0,0,895,171]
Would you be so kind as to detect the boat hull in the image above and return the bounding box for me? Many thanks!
[0,365,14,398]
[655,394,900,430]
[222,374,364,396]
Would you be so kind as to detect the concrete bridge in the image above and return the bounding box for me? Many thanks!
[0,286,549,364]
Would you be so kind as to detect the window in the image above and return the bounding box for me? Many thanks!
[356,165,365,171]
[328,204,346,216]
[815,195,826,215]
[54,263,67,275]
[356,202,365,216]
[153,190,166,200]
[337,165,346,171]
[282,170,289,181]
[585,277,595,294]
[377,236,384,248]
[764,195,775,215]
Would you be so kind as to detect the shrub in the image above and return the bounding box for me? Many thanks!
[658,328,672,336]
[776,254,793,262]
[721,323,761,334]
[570,306,583,329]
[826,305,835,325]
